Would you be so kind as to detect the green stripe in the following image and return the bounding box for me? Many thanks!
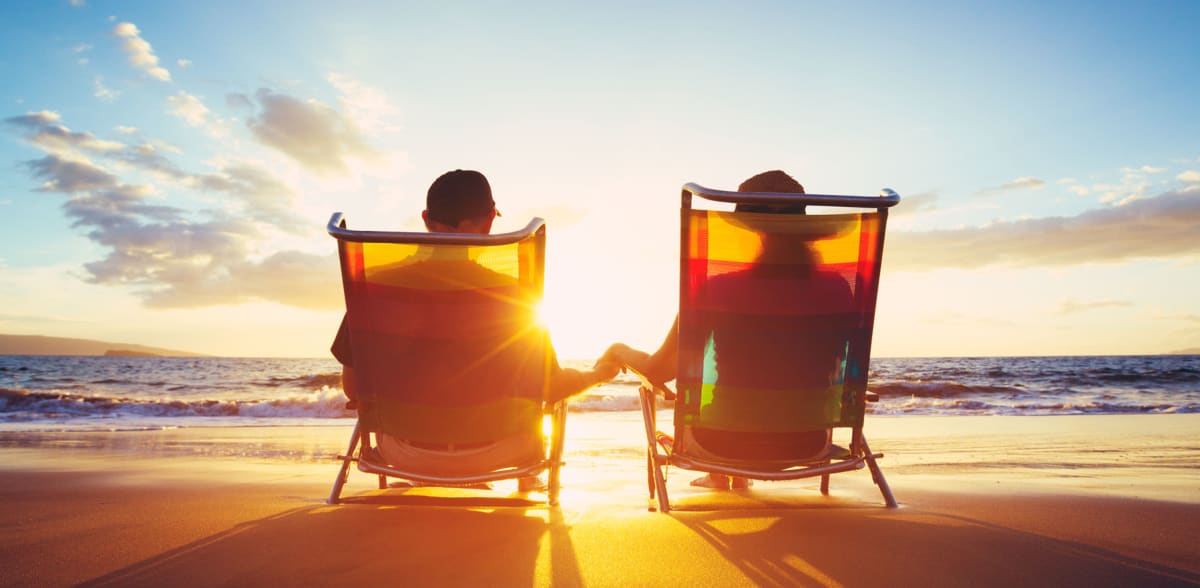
[684,382,845,432]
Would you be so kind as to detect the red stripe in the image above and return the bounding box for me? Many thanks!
[684,263,860,315]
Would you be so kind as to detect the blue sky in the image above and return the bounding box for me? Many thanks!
[1,1,1198,358]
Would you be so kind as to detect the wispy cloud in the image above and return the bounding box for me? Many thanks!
[93,76,119,101]
[165,91,228,137]
[1152,312,1200,325]
[887,190,939,217]
[1124,165,1167,174]
[888,185,1200,270]
[0,312,88,325]
[176,58,192,69]
[976,176,1045,195]
[167,92,208,126]
[7,111,128,155]
[326,73,401,133]
[25,154,118,192]
[240,88,376,174]
[112,22,170,82]
[73,43,93,65]
[1057,299,1133,315]
[1178,170,1200,184]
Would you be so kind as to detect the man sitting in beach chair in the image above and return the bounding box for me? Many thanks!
[603,170,899,512]
[327,169,619,503]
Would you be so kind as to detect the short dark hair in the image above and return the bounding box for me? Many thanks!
[735,170,806,214]
[426,169,496,226]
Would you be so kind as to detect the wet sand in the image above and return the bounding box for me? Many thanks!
[0,414,1196,587]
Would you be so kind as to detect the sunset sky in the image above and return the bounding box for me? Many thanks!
[1,1,1198,359]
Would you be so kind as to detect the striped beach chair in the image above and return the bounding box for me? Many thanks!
[637,183,900,512]
[326,214,566,505]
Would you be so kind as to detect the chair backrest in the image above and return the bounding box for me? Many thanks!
[675,185,898,439]
[328,214,551,445]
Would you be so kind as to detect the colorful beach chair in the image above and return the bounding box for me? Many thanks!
[634,184,900,512]
[326,214,566,505]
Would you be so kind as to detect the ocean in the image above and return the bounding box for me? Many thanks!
[1,354,1197,432]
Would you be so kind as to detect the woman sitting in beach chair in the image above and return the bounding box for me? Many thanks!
[602,170,900,512]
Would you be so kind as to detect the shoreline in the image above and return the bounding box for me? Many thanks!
[1,414,1197,586]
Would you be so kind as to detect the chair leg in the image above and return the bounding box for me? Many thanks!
[638,386,670,513]
[820,473,830,495]
[650,451,670,513]
[548,463,562,507]
[547,401,567,506]
[647,451,656,502]
[378,474,387,489]
[328,422,362,505]
[859,436,898,508]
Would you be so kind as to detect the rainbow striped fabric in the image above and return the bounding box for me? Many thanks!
[336,234,551,444]
[676,209,885,437]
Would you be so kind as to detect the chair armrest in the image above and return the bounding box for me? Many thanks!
[622,362,677,401]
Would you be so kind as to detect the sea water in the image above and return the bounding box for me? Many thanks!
[0,354,1197,432]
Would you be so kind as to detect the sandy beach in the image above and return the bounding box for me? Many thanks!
[1,413,1196,587]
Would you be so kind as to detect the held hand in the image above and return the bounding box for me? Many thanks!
[592,358,621,382]
[599,343,669,382]
[597,343,628,369]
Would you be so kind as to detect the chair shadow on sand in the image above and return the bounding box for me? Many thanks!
[80,491,586,587]
[665,496,1199,588]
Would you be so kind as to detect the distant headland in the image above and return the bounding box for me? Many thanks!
[0,334,206,357]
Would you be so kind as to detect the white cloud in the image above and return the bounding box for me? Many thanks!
[1004,177,1045,190]
[93,76,119,101]
[176,58,192,69]
[5,113,336,310]
[326,73,402,133]
[166,92,228,137]
[112,22,170,82]
[25,154,118,193]
[243,88,377,174]
[1094,165,1156,206]
[889,185,1200,270]
[6,111,124,155]
[167,92,210,127]
[1178,170,1200,184]
[1068,185,1089,196]
[114,125,138,135]
[11,110,60,125]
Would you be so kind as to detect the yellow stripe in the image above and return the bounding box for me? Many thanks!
[362,243,522,289]
[689,210,872,266]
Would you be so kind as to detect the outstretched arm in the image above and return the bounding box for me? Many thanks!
[548,360,620,404]
[600,315,679,385]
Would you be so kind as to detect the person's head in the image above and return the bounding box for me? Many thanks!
[422,169,500,234]
[735,169,806,214]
